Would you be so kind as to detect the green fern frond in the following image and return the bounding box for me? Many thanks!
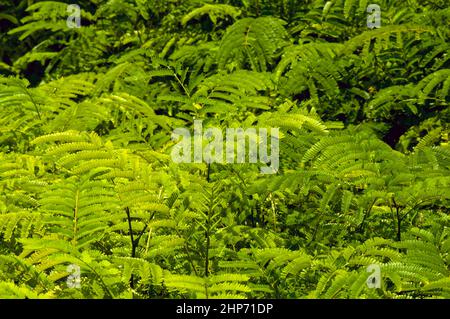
[182,4,241,26]
[218,17,290,72]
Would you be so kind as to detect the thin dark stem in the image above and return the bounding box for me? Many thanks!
[125,207,136,257]
[205,228,210,278]
[135,224,148,245]
[207,163,211,183]
[204,186,217,299]
[391,198,401,241]
[204,199,211,299]
[205,200,211,279]
[357,198,377,233]
[125,207,136,289]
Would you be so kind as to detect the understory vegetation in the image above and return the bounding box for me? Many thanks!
[0,0,449,298]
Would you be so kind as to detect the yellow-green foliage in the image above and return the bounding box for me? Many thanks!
[0,0,448,299]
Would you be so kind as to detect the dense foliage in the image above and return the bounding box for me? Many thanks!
[0,0,449,299]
